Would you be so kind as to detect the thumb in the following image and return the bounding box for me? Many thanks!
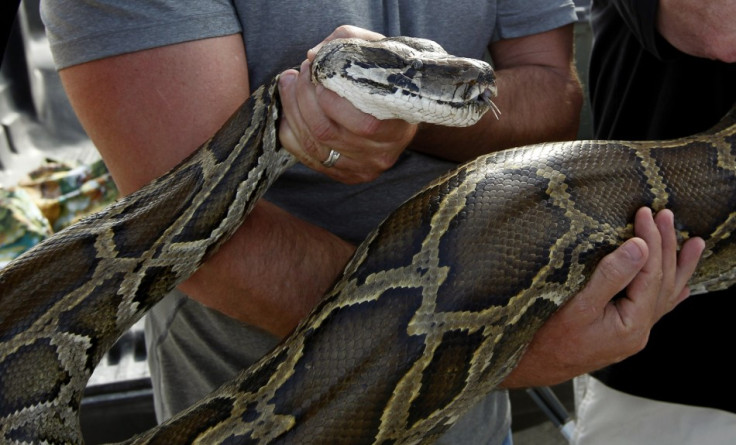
[583,237,649,310]
[277,70,300,156]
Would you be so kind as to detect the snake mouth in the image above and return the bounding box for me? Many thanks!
[479,88,495,105]
[478,87,501,119]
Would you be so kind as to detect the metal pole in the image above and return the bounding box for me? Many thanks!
[525,386,576,442]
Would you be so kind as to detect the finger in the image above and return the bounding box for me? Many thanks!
[653,209,678,307]
[282,63,359,172]
[298,63,410,175]
[671,236,706,305]
[624,207,663,309]
[315,84,416,143]
[307,25,386,61]
[579,236,648,314]
[328,24,386,41]
[279,68,397,183]
[316,84,381,136]
[654,209,677,271]
[278,70,371,180]
[277,70,300,150]
[279,69,343,174]
[293,60,339,161]
[297,61,392,149]
[278,70,314,163]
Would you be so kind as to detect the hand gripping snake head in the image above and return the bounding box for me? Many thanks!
[311,37,498,127]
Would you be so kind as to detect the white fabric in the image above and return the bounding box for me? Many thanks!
[573,374,736,445]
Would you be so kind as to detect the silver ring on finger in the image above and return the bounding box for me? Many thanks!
[322,149,341,168]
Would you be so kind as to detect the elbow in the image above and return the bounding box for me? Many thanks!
[556,71,584,142]
[565,80,584,140]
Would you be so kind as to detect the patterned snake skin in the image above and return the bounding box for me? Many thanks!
[1,37,735,444]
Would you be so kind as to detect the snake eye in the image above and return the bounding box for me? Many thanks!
[410,59,424,70]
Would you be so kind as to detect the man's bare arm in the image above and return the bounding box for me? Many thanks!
[410,25,583,162]
[59,35,355,337]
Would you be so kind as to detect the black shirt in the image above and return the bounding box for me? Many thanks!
[588,0,736,413]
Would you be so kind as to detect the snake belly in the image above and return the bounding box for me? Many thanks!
[1,36,736,444]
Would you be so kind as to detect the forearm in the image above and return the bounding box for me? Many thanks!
[409,25,582,161]
[409,62,582,161]
[180,200,355,337]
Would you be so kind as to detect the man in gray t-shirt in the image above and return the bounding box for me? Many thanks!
[41,1,703,443]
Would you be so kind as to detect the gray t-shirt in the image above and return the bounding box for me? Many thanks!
[41,1,576,443]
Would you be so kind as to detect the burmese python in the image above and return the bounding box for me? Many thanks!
[1,36,735,444]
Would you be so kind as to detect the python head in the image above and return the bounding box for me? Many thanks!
[311,37,498,127]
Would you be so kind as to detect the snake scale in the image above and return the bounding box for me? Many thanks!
[1,37,736,444]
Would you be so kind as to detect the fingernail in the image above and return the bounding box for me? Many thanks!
[279,72,296,89]
[622,240,644,262]
[308,44,323,59]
